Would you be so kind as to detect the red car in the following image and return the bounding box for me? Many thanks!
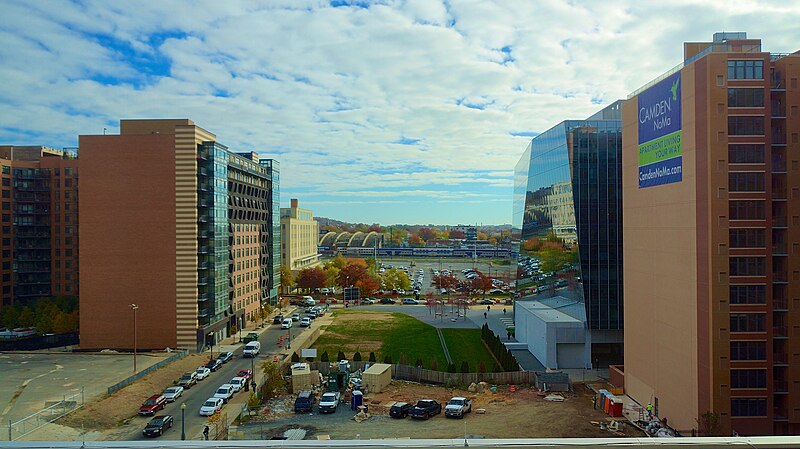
[237,369,253,381]
[138,394,167,416]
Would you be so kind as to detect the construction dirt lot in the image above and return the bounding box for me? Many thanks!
[237,380,642,440]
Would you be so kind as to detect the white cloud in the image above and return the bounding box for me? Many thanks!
[1,0,799,224]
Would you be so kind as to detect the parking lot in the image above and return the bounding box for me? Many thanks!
[237,380,624,440]
[377,258,514,297]
[0,351,166,439]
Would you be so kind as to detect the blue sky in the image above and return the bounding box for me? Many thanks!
[1,1,799,224]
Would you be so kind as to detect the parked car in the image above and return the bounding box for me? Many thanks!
[272,315,284,324]
[409,399,441,419]
[478,299,495,305]
[299,317,311,327]
[138,394,167,416]
[306,310,318,319]
[402,298,419,305]
[281,318,293,329]
[361,298,375,304]
[444,397,472,418]
[380,298,396,304]
[291,313,301,322]
[162,386,184,402]
[389,401,413,418]
[199,398,223,416]
[213,384,235,403]
[142,415,173,437]
[313,306,325,316]
[205,359,222,372]
[195,367,211,381]
[177,372,197,389]
[294,390,315,413]
[229,376,247,393]
[237,369,253,381]
[217,351,234,363]
[320,288,330,294]
[318,392,340,414]
[243,332,260,344]
[243,341,261,357]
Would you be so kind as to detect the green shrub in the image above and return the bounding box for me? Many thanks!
[291,352,300,362]
[460,361,470,373]
[337,351,346,361]
[321,351,329,362]
[369,352,376,363]
[353,351,362,362]
[383,355,393,364]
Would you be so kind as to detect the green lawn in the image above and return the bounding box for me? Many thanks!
[312,310,446,369]
[440,328,500,372]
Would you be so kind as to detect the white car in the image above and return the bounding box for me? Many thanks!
[214,384,234,403]
[300,317,311,327]
[229,376,247,393]
[281,318,293,329]
[162,386,184,402]
[320,288,330,294]
[195,367,211,381]
[199,397,223,416]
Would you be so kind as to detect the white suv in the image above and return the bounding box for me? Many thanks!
[281,318,293,329]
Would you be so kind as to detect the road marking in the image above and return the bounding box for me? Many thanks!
[0,364,63,418]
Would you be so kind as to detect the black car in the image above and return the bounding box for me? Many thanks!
[389,401,413,418]
[409,399,441,419]
[216,351,233,363]
[205,358,222,372]
[380,298,396,304]
[142,415,173,437]
[272,315,284,324]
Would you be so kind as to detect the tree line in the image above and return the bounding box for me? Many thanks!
[0,296,79,334]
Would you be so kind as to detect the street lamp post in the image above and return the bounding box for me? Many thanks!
[180,402,186,440]
[208,332,214,360]
[129,304,138,373]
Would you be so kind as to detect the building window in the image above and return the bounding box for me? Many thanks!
[729,229,765,248]
[729,200,765,220]
[728,88,764,107]
[728,144,764,164]
[731,398,767,417]
[730,285,766,304]
[728,60,764,80]
[730,257,765,276]
[730,313,765,333]
[728,116,765,135]
[728,172,765,192]
[730,341,766,360]
[731,369,767,389]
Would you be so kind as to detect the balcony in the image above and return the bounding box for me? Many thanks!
[774,380,788,393]
[772,216,787,228]
[773,326,788,338]
[198,262,210,270]
[773,353,788,365]
[198,308,213,318]
[771,104,786,118]
[198,215,209,223]
[198,246,210,255]
[773,298,788,311]
[772,243,787,255]
[772,271,788,283]
[197,277,209,286]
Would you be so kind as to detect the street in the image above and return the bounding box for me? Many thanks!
[118,307,308,441]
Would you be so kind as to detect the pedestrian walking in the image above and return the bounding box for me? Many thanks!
[203,425,210,440]
[503,308,506,315]
[592,395,597,410]
[484,312,487,320]
[507,331,511,340]
[646,402,653,420]
[487,305,491,312]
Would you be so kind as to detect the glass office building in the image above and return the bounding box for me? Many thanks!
[512,101,624,366]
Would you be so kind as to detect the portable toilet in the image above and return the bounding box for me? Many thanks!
[351,390,363,410]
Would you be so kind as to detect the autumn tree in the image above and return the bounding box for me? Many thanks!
[433,273,459,292]
[368,224,384,233]
[296,267,327,291]
[448,229,466,240]
[280,265,294,294]
[408,235,424,247]
[337,262,370,289]
[356,276,379,296]
[327,254,348,270]
[477,231,488,240]
[417,227,436,242]
[380,268,411,291]
[471,270,494,297]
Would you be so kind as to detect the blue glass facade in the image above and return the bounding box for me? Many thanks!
[261,159,281,305]
[513,101,624,365]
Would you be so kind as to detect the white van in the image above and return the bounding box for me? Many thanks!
[302,296,315,306]
[243,341,260,358]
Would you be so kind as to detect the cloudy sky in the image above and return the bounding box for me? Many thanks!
[1,1,798,225]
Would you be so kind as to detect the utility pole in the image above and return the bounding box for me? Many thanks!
[129,304,138,373]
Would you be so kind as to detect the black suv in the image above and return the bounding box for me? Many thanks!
[409,399,441,419]
[272,315,284,324]
[389,401,413,418]
[205,358,222,372]
[294,390,315,413]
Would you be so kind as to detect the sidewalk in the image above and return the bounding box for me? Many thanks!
[466,304,546,371]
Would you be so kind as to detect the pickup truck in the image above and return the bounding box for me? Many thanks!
[444,397,472,418]
[318,391,340,414]
[409,399,441,419]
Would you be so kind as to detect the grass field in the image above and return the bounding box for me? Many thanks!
[440,328,499,372]
[312,310,446,369]
[312,310,496,371]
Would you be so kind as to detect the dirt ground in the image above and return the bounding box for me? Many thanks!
[238,381,641,440]
[59,353,207,431]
